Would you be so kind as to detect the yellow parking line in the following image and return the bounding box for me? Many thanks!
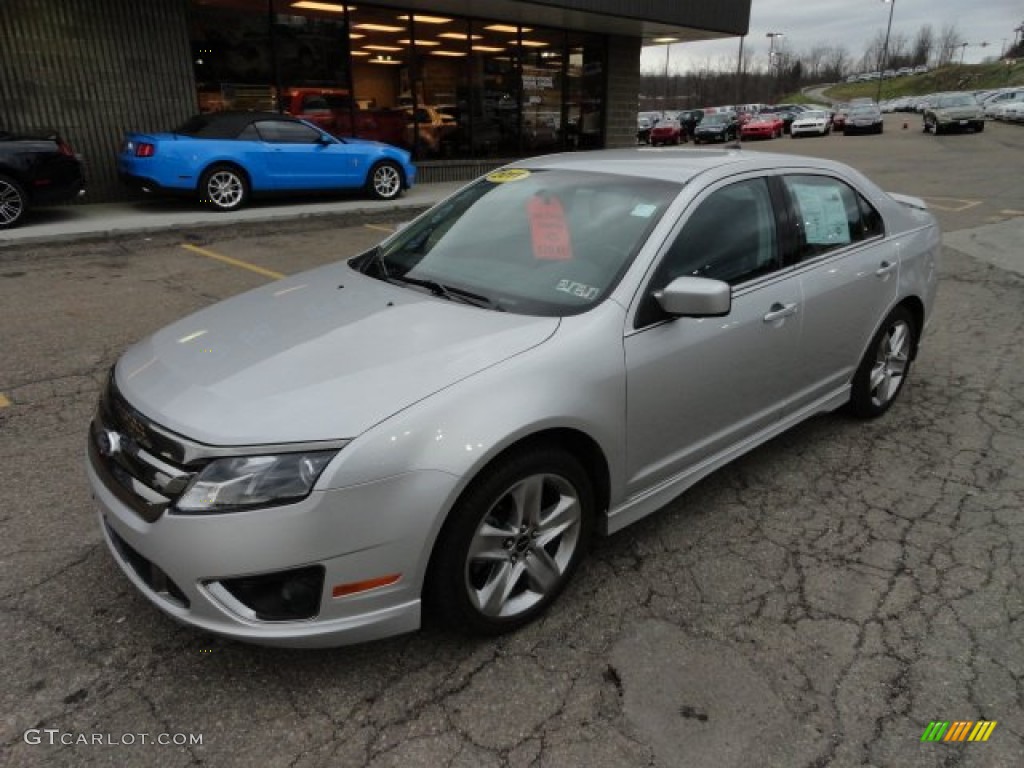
[921,197,982,212]
[180,243,285,280]
[363,224,395,234]
[0,393,10,408]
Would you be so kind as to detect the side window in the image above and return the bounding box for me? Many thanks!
[255,120,322,144]
[635,177,779,328]
[237,124,260,141]
[783,175,882,260]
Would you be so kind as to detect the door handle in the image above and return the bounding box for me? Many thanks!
[763,302,798,323]
[875,260,897,277]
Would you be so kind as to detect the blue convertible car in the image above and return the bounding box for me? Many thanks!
[118,112,416,211]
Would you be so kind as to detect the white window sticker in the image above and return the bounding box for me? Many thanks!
[790,183,851,245]
[631,203,657,218]
[556,279,599,300]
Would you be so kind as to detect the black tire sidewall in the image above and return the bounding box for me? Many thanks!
[849,305,917,419]
[425,447,594,635]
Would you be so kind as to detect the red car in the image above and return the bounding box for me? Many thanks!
[649,119,685,146]
[740,114,784,140]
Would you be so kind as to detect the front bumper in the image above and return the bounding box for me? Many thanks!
[88,442,458,647]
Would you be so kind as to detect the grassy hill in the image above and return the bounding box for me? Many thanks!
[789,60,1024,103]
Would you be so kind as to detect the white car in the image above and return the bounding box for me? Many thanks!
[1002,101,1024,122]
[790,110,832,137]
[988,98,1024,120]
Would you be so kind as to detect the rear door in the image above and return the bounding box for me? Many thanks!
[777,173,897,415]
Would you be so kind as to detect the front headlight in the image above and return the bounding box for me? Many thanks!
[175,451,338,513]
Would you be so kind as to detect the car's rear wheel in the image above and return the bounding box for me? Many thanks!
[0,174,28,230]
[200,165,249,211]
[367,161,403,201]
[849,305,916,418]
[426,446,593,635]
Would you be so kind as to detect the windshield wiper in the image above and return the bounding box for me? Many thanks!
[388,274,504,311]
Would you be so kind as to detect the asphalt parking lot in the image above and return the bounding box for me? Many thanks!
[2,116,1023,767]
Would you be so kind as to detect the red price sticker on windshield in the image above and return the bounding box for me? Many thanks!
[527,196,573,261]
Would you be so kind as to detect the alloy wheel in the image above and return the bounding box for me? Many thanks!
[464,472,582,619]
[207,170,244,209]
[372,164,401,199]
[868,318,911,408]
[0,178,25,227]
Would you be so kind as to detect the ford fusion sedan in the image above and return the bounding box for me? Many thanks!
[88,149,941,647]
[118,111,416,211]
[843,104,884,135]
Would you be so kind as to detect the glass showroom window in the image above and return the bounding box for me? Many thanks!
[406,14,470,158]
[567,31,606,150]
[190,0,275,112]
[468,21,522,157]
[520,27,566,155]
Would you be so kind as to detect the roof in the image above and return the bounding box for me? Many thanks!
[512,147,852,185]
[174,111,301,139]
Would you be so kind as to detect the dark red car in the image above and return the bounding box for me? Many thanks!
[0,130,85,229]
[648,118,685,146]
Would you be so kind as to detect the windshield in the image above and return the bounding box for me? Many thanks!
[356,169,681,316]
[937,95,976,108]
[800,111,826,119]
[702,114,731,125]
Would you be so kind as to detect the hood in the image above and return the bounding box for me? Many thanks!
[115,263,558,445]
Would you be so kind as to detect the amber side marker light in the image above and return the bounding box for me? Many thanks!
[332,574,402,598]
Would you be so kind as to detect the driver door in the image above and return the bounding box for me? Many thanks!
[624,176,803,494]
[254,119,360,189]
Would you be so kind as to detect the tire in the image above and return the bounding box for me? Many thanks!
[425,446,594,635]
[0,174,28,230]
[367,161,403,201]
[849,305,917,418]
[199,164,249,211]
[974,121,985,133]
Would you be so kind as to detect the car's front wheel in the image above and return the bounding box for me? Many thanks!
[200,165,249,211]
[0,174,28,230]
[849,305,917,418]
[367,161,403,201]
[426,446,594,635]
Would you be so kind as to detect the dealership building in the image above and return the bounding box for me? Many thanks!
[1,0,750,201]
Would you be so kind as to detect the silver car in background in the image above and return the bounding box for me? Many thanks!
[87,149,941,647]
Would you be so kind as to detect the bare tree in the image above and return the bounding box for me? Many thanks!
[912,24,935,66]
[822,45,851,81]
[935,23,963,66]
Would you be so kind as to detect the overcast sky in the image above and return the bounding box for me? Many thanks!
[640,0,1024,74]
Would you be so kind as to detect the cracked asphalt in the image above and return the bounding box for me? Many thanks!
[1,118,1023,767]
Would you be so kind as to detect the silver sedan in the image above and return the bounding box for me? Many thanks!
[87,149,941,647]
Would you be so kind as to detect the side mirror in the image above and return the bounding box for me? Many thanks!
[654,276,731,317]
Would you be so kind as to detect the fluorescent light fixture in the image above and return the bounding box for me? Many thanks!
[369,55,401,64]
[399,39,439,46]
[349,33,365,39]
[291,2,354,12]
[431,50,468,57]
[438,32,482,40]
[397,15,451,24]
[485,24,530,33]
[471,45,505,52]
[353,23,404,32]
[652,37,679,43]
[519,40,550,47]
[350,50,370,56]
[363,44,403,51]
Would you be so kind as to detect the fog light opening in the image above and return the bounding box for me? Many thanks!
[332,573,402,599]
[216,565,325,621]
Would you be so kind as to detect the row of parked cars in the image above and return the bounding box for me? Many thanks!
[0,107,420,230]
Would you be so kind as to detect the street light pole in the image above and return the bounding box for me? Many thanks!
[766,32,784,96]
[876,0,895,104]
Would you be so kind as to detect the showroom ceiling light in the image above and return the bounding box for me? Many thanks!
[485,24,530,33]
[362,44,403,51]
[431,50,468,57]
[397,15,451,24]
[353,23,404,32]
[520,40,550,47]
[471,45,504,52]
[399,39,440,46]
[438,32,482,40]
[290,2,356,12]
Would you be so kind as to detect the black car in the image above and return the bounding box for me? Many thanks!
[0,130,85,229]
[677,109,704,138]
[692,112,738,144]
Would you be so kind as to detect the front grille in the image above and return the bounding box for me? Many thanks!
[90,375,199,523]
[105,521,190,608]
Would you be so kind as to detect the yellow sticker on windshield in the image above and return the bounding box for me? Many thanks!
[486,168,531,183]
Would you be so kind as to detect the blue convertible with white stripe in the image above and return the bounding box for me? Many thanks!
[118,111,416,211]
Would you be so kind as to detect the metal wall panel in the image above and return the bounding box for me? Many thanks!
[524,0,750,34]
[0,0,197,202]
